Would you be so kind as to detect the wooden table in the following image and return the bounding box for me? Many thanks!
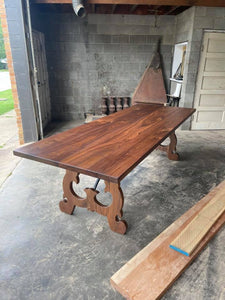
[14,104,195,234]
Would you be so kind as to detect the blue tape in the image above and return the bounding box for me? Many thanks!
[169,245,190,257]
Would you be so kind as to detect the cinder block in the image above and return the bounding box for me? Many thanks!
[135,44,154,53]
[124,15,155,26]
[88,44,104,53]
[94,34,111,43]
[139,63,148,72]
[195,7,206,17]
[103,44,120,53]
[175,32,190,44]
[214,18,225,29]
[111,35,130,44]
[113,55,131,62]
[88,14,125,25]
[194,16,214,29]
[5,0,18,8]
[185,83,196,93]
[206,7,225,17]
[162,34,175,45]
[97,24,150,35]
[130,35,147,44]
[60,22,80,34]
[87,24,97,34]
[192,29,203,42]
[11,48,27,66]
[158,15,176,26]
[146,35,161,44]
[160,45,173,54]
[189,41,201,52]
[7,20,21,35]
[5,7,18,21]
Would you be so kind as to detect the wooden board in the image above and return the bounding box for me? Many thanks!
[35,0,225,7]
[111,180,225,300]
[132,52,167,105]
[14,104,195,183]
[170,187,225,256]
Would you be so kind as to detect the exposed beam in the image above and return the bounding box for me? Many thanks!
[130,5,137,12]
[91,4,96,13]
[112,4,117,13]
[34,0,225,7]
[88,0,225,5]
[165,5,179,14]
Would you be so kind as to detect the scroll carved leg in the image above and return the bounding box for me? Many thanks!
[157,132,179,161]
[104,181,128,235]
[59,170,127,234]
[59,170,90,215]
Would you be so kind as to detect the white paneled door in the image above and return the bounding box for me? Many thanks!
[192,32,225,130]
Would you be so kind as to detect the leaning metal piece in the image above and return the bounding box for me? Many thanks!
[157,132,179,161]
[59,170,127,234]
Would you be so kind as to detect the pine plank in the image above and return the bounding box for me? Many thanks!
[110,181,225,300]
[170,187,225,256]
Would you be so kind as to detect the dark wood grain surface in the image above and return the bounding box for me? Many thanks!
[14,104,195,183]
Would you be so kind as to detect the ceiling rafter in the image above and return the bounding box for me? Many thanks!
[165,5,179,14]
[112,4,117,13]
[34,0,225,7]
[130,5,137,12]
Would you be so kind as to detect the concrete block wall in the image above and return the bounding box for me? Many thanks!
[2,0,39,143]
[41,12,176,121]
[175,6,225,129]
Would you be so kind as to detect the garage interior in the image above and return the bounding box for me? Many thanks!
[1,0,225,299]
[5,0,225,142]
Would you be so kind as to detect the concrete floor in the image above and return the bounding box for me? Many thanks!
[0,129,225,300]
[0,110,20,187]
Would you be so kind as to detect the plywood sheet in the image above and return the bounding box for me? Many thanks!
[111,181,225,300]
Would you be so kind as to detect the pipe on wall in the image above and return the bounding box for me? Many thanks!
[72,0,86,18]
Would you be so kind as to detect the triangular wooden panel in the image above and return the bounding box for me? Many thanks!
[132,52,167,105]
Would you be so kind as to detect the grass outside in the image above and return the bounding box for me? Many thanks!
[0,89,14,115]
[0,69,9,72]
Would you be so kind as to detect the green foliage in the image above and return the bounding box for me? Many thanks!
[0,17,6,69]
[0,89,14,115]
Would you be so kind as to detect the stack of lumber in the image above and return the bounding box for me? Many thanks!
[111,180,225,300]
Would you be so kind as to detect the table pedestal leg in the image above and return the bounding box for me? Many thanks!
[59,170,127,234]
[104,181,127,234]
[157,132,179,161]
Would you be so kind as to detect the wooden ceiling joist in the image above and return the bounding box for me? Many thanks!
[165,5,179,14]
[130,5,138,12]
[112,4,117,13]
[34,0,225,7]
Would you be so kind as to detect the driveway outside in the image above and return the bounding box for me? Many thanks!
[0,71,11,91]
[0,70,20,187]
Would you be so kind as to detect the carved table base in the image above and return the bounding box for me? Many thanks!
[59,170,127,234]
[157,132,179,161]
